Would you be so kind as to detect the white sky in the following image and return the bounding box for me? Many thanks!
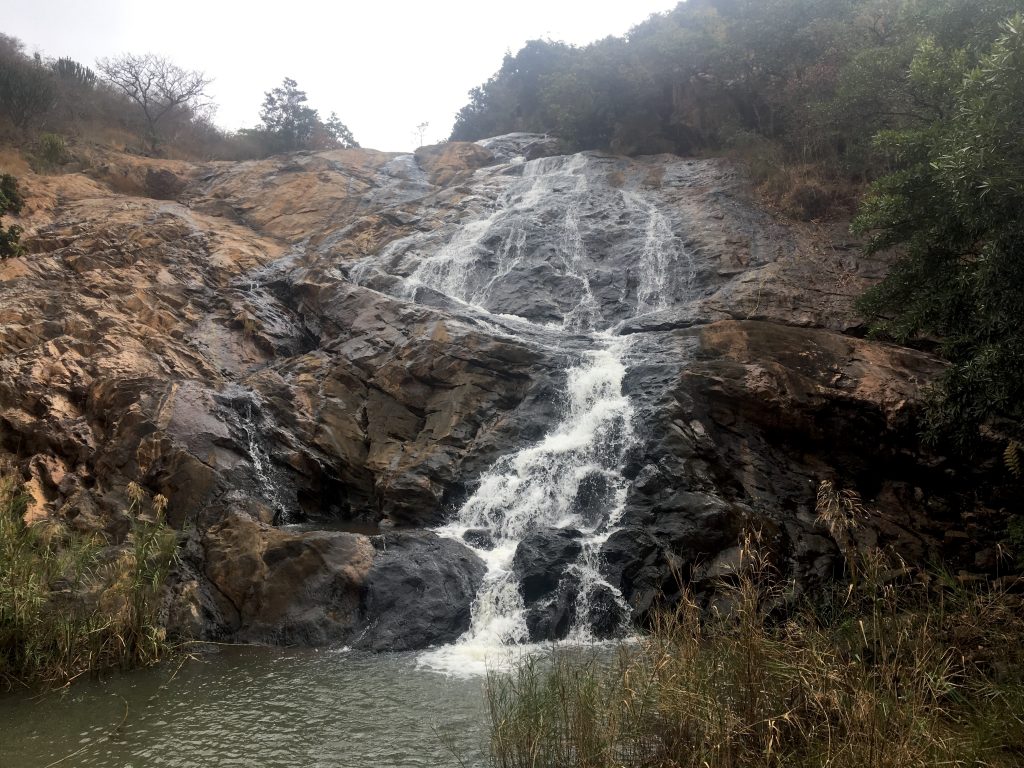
[2,0,680,151]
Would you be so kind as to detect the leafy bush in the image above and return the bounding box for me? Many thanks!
[854,15,1024,447]
[0,173,24,259]
[34,132,68,170]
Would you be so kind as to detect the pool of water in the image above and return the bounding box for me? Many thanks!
[0,647,489,768]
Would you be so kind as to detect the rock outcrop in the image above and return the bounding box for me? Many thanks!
[0,136,1010,647]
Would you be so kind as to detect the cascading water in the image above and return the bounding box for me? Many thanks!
[621,188,696,313]
[420,335,634,673]
[232,394,288,524]
[350,146,689,673]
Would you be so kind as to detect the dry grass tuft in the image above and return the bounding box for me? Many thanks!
[0,470,177,690]
[486,528,1024,768]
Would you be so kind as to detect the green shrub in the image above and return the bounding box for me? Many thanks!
[34,132,68,170]
[0,173,24,259]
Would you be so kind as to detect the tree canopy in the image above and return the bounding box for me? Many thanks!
[451,0,1021,172]
[253,77,358,153]
[854,15,1024,447]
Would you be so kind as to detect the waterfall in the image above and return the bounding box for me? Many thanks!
[621,188,696,313]
[348,146,689,673]
[234,395,288,524]
[420,336,634,675]
[397,154,595,313]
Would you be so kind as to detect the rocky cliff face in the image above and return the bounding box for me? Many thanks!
[0,134,1008,649]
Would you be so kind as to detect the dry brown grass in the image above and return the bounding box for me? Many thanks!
[486,530,1024,768]
[0,472,178,690]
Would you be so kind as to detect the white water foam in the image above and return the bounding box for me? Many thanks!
[402,154,593,312]
[345,150,692,675]
[419,335,634,676]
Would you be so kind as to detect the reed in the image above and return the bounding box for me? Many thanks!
[486,530,1024,768]
[0,472,178,690]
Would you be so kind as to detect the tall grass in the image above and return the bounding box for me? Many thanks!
[0,473,178,690]
[486,529,1024,768]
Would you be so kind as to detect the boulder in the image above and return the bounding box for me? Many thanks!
[202,512,374,645]
[512,528,583,602]
[523,571,628,642]
[353,531,486,652]
[463,528,495,549]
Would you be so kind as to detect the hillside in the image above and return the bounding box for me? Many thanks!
[0,135,1013,650]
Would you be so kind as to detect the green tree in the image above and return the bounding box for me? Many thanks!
[0,174,25,259]
[0,48,57,133]
[324,111,358,148]
[255,79,358,153]
[258,77,319,151]
[854,15,1024,446]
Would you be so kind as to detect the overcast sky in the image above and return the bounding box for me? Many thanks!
[2,0,680,151]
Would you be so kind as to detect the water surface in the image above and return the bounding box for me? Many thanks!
[0,647,488,768]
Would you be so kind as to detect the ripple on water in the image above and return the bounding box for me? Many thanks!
[0,648,488,768]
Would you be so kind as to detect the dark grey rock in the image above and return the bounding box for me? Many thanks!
[463,528,495,549]
[512,528,583,602]
[354,532,486,652]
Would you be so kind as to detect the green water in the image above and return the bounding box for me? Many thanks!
[0,647,488,768]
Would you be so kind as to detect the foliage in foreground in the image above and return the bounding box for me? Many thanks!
[0,474,178,690]
[485,535,1024,768]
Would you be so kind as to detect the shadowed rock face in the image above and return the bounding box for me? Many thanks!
[0,137,1009,647]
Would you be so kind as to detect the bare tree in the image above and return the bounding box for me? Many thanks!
[414,121,429,147]
[96,53,211,153]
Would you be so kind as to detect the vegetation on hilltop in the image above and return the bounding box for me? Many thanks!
[452,0,1019,215]
[240,77,359,154]
[0,32,358,160]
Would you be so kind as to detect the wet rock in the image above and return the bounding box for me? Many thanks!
[602,493,750,618]
[524,575,578,641]
[202,512,374,645]
[1,137,1015,649]
[586,583,627,639]
[513,528,583,602]
[354,531,486,652]
[463,528,495,549]
[571,471,616,527]
[524,573,627,642]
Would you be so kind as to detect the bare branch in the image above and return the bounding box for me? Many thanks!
[96,53,211,152]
